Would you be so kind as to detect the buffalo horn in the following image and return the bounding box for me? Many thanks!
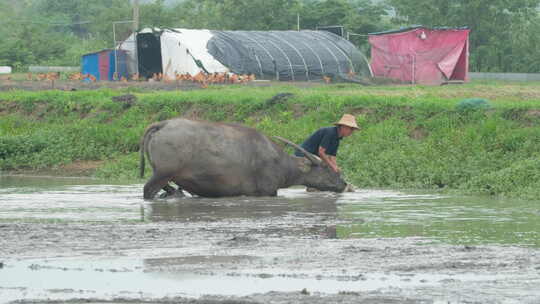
[273,136,322,165]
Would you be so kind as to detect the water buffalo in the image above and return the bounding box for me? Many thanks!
[139,118,347,199]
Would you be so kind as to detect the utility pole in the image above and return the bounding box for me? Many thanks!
[133,0,140,32]
[133,0,140,77]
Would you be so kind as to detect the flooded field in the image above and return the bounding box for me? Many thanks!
[1,175,539,304]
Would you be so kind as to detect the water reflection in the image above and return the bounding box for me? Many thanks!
[1,176,539,248]
[0,175,142,222]
[0,174,103,187]
[337,191,540,247]
[147,191,339,222]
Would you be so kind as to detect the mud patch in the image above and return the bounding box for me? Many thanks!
[2,256,526,303]
[409,126,429,140]
[348,107,375,116]
[59,161,105,175]
[216,236,260,247]
[144,255,258,269]
[4,160,104,178]
[183,105,206,120]
[525,109,540,118]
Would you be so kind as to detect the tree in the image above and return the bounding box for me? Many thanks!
[31,0,132,40]
[0,0,121,69]
[140,0,180,29]
[299,0,390,51]
[300,0,352,29]
[0,22,75,69]
[175,0,302,30]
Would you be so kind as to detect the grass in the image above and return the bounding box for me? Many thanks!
[1,80,540,198]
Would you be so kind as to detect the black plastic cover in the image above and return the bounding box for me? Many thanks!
[207,30,371,82]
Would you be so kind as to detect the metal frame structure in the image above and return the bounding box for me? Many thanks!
[113,20,137,79]
[235,32,272,78]
[230,30,360,81]
[294,32,326,78]
[269,32,310,81]
[316,25,345,37]
[312,31,356,74]
[305,31,342,75]
[347,31,375,77]
[251,32,295,81]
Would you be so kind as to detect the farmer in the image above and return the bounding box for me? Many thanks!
[295,114,358,173]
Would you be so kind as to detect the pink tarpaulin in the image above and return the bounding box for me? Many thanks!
[368,27,470,85]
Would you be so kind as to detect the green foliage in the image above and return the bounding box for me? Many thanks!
[30,0,132,40]
[0,22,75,70]
[466,158,540,199]
[175,0,302,30]
[1,0,539,72]
[299,0,390,51]
[2,84,540,199]
[94,152,142,181]
[0,134,48,162]
[0,0,131,70]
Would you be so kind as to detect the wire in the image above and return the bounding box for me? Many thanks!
[348,32,370,37]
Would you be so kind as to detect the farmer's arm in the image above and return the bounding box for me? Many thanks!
[329,155,339,172]
[318,146,339,172]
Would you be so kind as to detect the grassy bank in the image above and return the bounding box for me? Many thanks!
[1,81,540,199]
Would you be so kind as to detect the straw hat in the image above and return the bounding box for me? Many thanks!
[334,114,359,129]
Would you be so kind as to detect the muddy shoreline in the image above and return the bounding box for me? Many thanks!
[2,220,540,303]
[1,180,540,303]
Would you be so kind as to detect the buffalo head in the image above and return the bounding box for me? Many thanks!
[300,158,348,192]
[274,136,348,193]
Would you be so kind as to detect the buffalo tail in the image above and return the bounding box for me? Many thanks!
[139,121,166,178]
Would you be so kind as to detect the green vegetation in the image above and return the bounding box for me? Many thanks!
[1,0,539,73]
[1,82,540,199]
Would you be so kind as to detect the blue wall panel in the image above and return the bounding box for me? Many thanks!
[81,53,99,81]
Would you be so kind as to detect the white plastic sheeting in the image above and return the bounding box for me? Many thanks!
[0,66,12,74]
[117,27,372,82]
[160,29,228,77]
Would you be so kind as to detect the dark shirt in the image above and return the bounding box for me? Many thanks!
[295,126,341,157]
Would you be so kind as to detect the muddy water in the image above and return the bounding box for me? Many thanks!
[1,175,539,303]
